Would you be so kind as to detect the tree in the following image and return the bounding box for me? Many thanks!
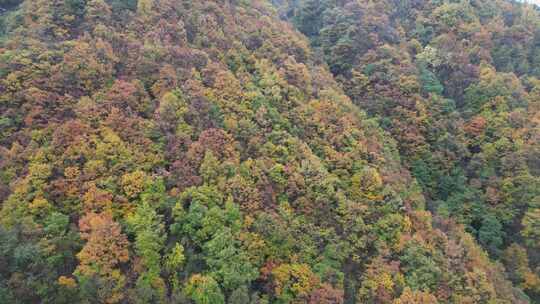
[164,243,185,273]
[271,263,320,303]
[293,0,325,38]
[478,215,503,255]
[357,257,404,304]
[184,274,225,304]
[137,0,155,17]
[203,228,258,292]
[399,242,441,292]
[85,0,112,25]
[393,288,438,304]
[503,243,534,287]
[351,167,383,201]
[121,170,147,199]
[127,200,166,303]
[308,283,344,304]
[419,66,444,95]
[157,89,191,136]
[521,208,540,250]
[199,151,221,184]
[75,212,129,303]
[229,285,250,304]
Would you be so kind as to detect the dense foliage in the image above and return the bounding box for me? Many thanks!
[0,0,537,303]
[275,0,540,302]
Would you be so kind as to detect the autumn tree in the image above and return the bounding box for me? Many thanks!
[75,212,129,303]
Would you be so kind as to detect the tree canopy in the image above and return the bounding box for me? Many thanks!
[0,0,538,303]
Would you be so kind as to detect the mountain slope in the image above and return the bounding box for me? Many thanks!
[0,0,531,303]
[275,0,540,301]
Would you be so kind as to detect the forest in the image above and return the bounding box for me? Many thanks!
[0,0,539,303]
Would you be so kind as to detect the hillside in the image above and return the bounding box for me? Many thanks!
[273,0,540,302]
[0,0,537,303]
